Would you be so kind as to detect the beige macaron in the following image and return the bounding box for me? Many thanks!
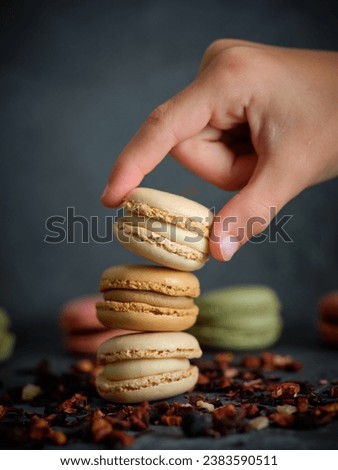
[95,331,202,403]
[96,264,200,331]
[113,187,213,271]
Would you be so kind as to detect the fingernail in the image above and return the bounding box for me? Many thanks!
[101,184,109,200]
[220,235,240,261]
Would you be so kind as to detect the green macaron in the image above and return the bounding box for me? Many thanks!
[0,331,15,361]
[189,285,283,350]
[0,308,15,361]
[0,308,10,330]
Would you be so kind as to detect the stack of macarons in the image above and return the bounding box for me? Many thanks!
[189,285,283,350]
[95,188,213,403]
[0,307,15,361]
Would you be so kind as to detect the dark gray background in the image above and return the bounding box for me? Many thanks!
[1,0,338,341]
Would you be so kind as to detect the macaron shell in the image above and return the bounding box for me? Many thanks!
[318,320,338,346]
[102,358,190,380]
[0,308,10,330]
[64,329,140,355]
[125,187,213,225]
[190,323,282,350]
[194,310,281,329]
[60,295,105,331]
[196,286,281,321]
[97,331,202,364]
[100,265,200,297]
[319,291,338,319]
[103,289,194,308]
[96,301,198,331]
[96,365,198,403]
[0,331,15,361]
[113,224,207,272]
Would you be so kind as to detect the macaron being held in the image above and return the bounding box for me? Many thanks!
[97,265,200,331]
[96,331,202,403]
[114,187,213,271]
[318,291,338,346]
[189,286,283,350]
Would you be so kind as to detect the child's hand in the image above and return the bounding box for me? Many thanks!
[101,39,338,261]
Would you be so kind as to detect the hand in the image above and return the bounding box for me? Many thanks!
[101,39,338,261]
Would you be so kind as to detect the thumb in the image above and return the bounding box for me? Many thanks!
[209,162,300,261]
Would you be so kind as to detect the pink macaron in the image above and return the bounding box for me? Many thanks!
[60,295,106,332]
[64,329,139,356]
[60,295,139,355]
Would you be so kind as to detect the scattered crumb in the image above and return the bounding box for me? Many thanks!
[0,353,336,448]
[22,384,42,401]
[248,416,269,431]
[276,405,297,415]
[196,400,215,412]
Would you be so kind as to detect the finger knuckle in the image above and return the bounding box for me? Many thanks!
[146,103,170,127]
[201,39,232,69]
[204,38,247,60]
[217,46,252,71]
[209,46,273,91]
[204,39,228,57]
[173,139,195,158]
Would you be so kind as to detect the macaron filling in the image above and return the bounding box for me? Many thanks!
[102,358,191,380]
[98,346,201,364]
[96,366,198,393]
[115,221,207,262]
[103,289,194,308]
[97,301,198,317]
[96,304,198,331]
[124,199,210,237]
[120,213,209,252]
[100,277,199,297]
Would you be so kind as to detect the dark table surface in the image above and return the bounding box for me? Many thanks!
[1,320,337,450]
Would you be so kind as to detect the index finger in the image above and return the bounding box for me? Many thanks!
[101,80,211,207]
